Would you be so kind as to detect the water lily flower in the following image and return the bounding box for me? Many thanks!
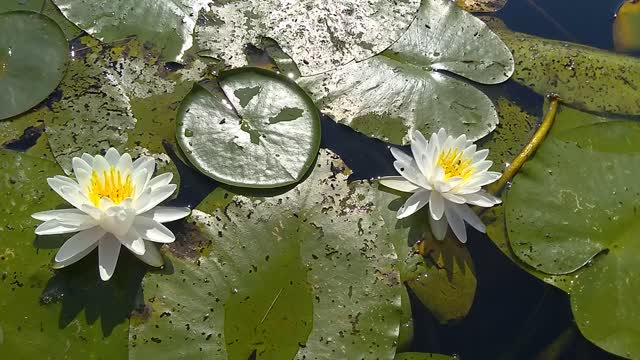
[32,148,190,281]
[379,129,502,243]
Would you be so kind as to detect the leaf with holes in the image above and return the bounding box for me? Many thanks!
[176,68,321,188]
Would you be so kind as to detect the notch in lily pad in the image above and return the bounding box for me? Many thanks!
[0,11,69,120]
[176,67,321,188]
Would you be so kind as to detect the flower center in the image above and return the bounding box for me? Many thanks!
[87,168,133,206]
[437,148,473,180]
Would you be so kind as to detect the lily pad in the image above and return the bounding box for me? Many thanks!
[52,0,209,62]
[176,68,321,188]
[195,0,421,75]
[488,24,640,116]
[0,149,130,359]
[505,107,640,358]
[613,0,640,53]
[298,0,514,145]
[0,11,68,120]
[129,150,404,359]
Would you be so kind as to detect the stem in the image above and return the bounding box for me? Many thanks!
[488,96,559,195]
[534,324,578,360]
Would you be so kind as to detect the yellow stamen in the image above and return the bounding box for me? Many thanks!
[87,167,133,206]
[437,148,473,179]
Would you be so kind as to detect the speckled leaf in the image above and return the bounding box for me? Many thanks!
[365,183,477,323]
[176,68,321,188]
[394,353,456,360]
[457,0,507,12]
[298,0,514,145]
[46,36,201,184]
[51,0,209,62]
[0,150,130,359]
[129,151,403,359]
[397,286,415,352]
[195,0,421,76]
[0,11,68,120]
[505,108,640,358]
[489,24,640,115]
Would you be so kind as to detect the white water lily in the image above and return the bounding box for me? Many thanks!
[380,129,502,243]
[32,148,190,281]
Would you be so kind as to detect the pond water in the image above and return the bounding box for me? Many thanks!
[1,0,635,358]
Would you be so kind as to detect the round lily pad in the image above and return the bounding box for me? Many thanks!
[0,11,69,120]
[177,67,321,188]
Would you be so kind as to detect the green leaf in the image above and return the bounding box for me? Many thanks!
[505,106,640,358]
[0,0,82,40]
[489,24,640,115]
[176,68,321,188]
[129,150,404,359]
[0,149,129,359]
[0,11,68,120]
[394,353,456,360]
[297,0,513,145]
[51,0,209,62]
[195,0,421,76]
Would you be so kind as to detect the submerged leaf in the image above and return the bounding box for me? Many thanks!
[298,0,514,144]
[0,11,68,120]
[176,68,321,188]
[394,353,456,360]
[505,104,640,358]
[457,0,507,13]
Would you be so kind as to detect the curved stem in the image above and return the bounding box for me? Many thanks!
[489,96,560,195]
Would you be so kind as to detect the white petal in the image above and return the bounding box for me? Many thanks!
[99,197,115,209]
[35,219,97,235]
[55,227,105,262]
[132,168,149,195]
[429,211,448,240]
[436,128,447,148]
[147,173,173,191]
[47,177,83,207]
[116,228,146,255]
[397,190,430,219]
[445,205,467,243]
[379,176,421,193]
[72,157,92,177]
[463,191,502,207]
[52,240,99,269]
[32,208,87,222]
[442,192,466,204]
[411,131,429,175]
[142,206,191,223]
[471,149,489,163]
[80,204,102,220]
[461,144,477,160]
[104,148,121,166]
[390,147,413,164]
[394,160,431,190]
[133,217,175,243]
[51,175,79,187]
[452,134,467,152]
[98,234,121,281]
[75,168,91,190]
[473,160,493,173]
[93,155,110,175]
[453,204,486,233]
[135,241,164,267]
[136,185,177,214]
[429,191,445,220]
[139,158,156,185]
[117,153,133,174]
[81,153,94,166]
